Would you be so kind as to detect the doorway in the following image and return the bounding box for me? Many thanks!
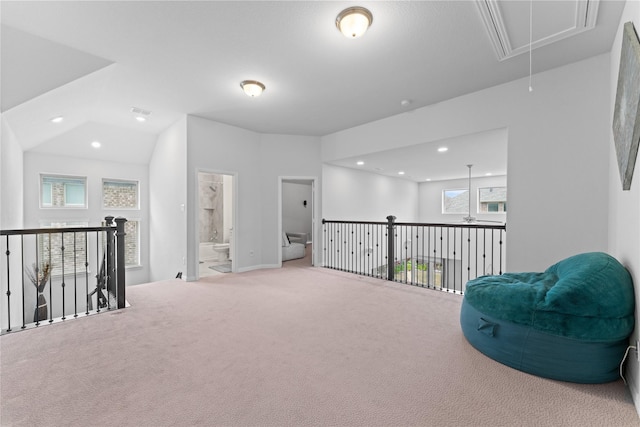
[197,171,234,278]
[280,177,316,266]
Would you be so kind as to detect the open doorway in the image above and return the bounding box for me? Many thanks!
[280,177,316,266]
[197,171,234,278]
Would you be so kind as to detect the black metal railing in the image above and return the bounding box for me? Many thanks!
[322,216,506,294]
[0,216,127,334]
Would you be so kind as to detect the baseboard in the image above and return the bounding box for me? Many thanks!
[236,264,279,273]
[625,351,640,418]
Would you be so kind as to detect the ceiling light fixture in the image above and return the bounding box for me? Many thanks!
[357,161,364,165]
[438,147,448,152]
[136,116,146,122]
[398,171,405,175]
[240,80,265,97]
[336,6,373,38]
[91,141,101,148]
[50,116,64,123]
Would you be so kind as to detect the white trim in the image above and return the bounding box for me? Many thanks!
[442,188,469,214]
[194,168,238,280]
[476,0,600,61]
[278,176,318,267]
[236,264,280,273]
[101,178,141,210]
[39,173,88,209]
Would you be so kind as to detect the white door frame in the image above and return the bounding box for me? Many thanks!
[278,176,318,266]
[195,168,238,279]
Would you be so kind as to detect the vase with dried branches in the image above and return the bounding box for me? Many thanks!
[25,263,51,323]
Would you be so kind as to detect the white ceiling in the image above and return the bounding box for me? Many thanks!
[0,0,624,179]
[330,128,508,182]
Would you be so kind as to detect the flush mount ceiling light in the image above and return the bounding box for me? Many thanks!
[91,141,101,148]
[336,6,373,38]
[438,147,448,152]
[356,161,364,165]
[50,116,64,123]
[240,80,265,97]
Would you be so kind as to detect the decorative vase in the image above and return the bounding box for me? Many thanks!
[34,293,48,323]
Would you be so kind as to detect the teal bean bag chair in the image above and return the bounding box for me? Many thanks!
[460,252,635,383]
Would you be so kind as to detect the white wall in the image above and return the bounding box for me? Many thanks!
[186,120,323,276]
[322,54,611,272]
[223,174,233,244]
[1,116,24,229]
[282,182,312,241]
[1,116,24,330]
[322,164,419,223]
[608,0,640,414]
[418,175,507,224]
[186,116,262,278]
[149,117,187,282]
[22,152,150,285]
[259,134,322,266]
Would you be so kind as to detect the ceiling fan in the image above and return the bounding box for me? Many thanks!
[461,164,504,225]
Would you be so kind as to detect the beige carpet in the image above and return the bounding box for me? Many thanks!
[1,259,638,426]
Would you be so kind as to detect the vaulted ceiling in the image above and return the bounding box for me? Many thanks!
[0,1,625,178]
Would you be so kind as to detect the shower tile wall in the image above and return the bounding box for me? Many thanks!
[199,173,224,243]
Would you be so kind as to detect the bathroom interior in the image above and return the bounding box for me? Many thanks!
[198,172,233,277]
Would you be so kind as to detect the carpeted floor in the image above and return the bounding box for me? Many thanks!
[1,259,638,426]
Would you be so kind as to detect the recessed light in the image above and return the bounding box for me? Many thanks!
[50,116,64,123]
[425,178,431,181]
[356,161,364,166]
[136,116,146,122]
[398,171,405,175]
[485,172,492,176]
[438,147,448,152]
[91,141,101,148]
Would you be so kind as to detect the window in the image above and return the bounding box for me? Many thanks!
[102,179,139,209]
[40,175,87,208]
[478,187,507,213]
[442,189,469,214]
[38,220,141,273]
[38,221,89,276]
[124,219,140,267]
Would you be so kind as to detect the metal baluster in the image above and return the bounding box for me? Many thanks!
[21,235,26,329]
[95,232,100,313]
[5,235,11,332]
[475,228,478,279]
[499,229,504,275]
[483,229,487,275]
[35,234,40,326]
[61,232,66,320]
[85,232,90,315]
[48,234,53,323]
[467,227,471,283]
[73,232,78,318]
[351,224,354,274]
[491,229,495,275]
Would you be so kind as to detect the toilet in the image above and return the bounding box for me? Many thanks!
[212,243,230,261]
